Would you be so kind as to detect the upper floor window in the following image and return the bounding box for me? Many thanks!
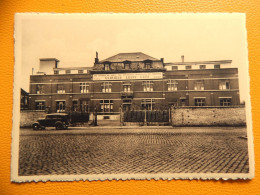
[143,81,153,92]
[145,63,152,69]
[194,98,206,106]
[172,66,178,71]
[167,80,178,91]
[36,84,44,94]
[124,63,131,70]
[54,70,59,75]
[57,84,65,93]
[194,80,204,90]
[35,101,45,110]
[220,98,232,106]
[102,82,112,92]
[123,83,131,92]
[200,65,206,69]
[214,64,220,69]
[65,70,71,74]
[219,80,230,90]
[78,70,84,74]
[80,83,89,93]
[104,64,110,71]
[186,65,192,70]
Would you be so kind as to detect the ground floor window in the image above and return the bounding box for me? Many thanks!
[141,99,155,110]
[72,100,78,111]
[56,101,65,112]
[100,100,113,112]
[35,101,45,110]
[194,98,206,106]
[220,98,232,106]
[180,98,186,106]
[80,100,88,112]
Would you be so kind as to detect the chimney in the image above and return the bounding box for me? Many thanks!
[160,58,164,63]
[95,51,99,63]
[181,55,184,63]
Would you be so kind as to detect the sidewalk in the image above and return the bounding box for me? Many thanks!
[20,126,247,136]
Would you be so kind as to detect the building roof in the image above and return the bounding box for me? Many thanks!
[53,67,93,70]
[100,52,159,63]
[21,88,29,95]
[40,58,60,62]
[164,60,232,66]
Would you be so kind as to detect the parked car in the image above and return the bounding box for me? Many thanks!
[32,113,70,130]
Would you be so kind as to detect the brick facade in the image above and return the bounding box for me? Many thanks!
[28,52,241,117]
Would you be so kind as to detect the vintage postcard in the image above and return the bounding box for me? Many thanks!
[11,13,254,182]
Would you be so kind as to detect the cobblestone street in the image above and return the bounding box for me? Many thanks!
[18,127,249,176]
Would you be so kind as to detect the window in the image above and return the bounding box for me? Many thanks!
[80,100,88,112]
[124,63,130,70]
[186,65,192,70]
[80,83,89,93]
[100,100,113,112]
[57,84,65,93]
[36,84,44,94]
[172,66,178,71]
[102,82,112,92]
[54,70,59,75]
[194,98,206,106]
[194,80,204,90]
[141,99,155,110]
[214,64,220,69]
[78,70,83,74]
[180,98,186,107]
[145,63,151,69]
[72,100,78,111]
[35,101,45,110]
[123,83,131,92]
[200,65,206,69]
[104,64,110,71]
[219,80,230,90]
[167,80,178,91]
[143,81,153,92]
[65,70,71,74]
[220,98,232,106]
[56,101,65,112]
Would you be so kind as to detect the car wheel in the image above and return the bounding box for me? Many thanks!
[56,123,64,130]
[32,124,39,130]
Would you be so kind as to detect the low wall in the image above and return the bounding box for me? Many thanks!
[20,110,47,128]
[171,107,246,126]
[122,122,169,126]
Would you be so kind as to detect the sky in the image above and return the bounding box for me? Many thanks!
[16,13,250,102]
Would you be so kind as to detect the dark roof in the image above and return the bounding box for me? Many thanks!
[165,60,232,66]
[100,52,159,63]
[54,67,93,70]
[40,58,60,62]
[21,88,29,95]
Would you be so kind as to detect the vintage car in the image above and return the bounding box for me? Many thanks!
[32,113,70,130]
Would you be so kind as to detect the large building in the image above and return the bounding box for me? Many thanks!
[28,52,240,120]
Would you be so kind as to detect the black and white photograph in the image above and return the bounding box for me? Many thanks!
[11,13,254,182]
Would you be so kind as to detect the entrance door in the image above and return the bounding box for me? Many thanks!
[80,100,88,112]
